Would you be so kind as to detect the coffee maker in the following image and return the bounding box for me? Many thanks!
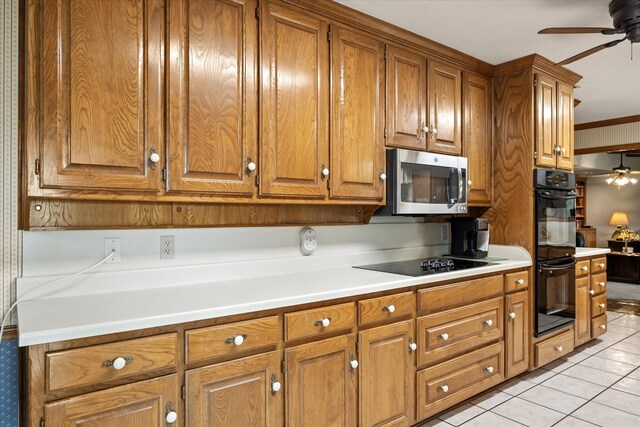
[450,218,490,259]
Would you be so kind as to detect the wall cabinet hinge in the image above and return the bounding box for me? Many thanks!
[534,79,538,87]
[356,341,360,353]
[384,128,387,139]
[181,385,186,400]
[327,30,331,42]
[281,359,285,373]
[255,174,260,186]
[34,159,40,175]
[162,168,167,181]
[255,6,260,19]
[40,418,44,427]
[384,46,387,60]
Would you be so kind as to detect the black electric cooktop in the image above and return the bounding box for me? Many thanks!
[354,257,496,277]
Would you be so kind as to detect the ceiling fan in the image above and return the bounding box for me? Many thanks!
[538,0,640,65]
[591,152,640,188]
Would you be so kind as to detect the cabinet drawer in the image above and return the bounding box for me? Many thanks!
[417,342,504,421]
[417,297,503,367]
[417,275,503,314]
[285,303,355,342]
[358,291,414,326]
[592,314,608,339]
[575,260,590,277]
[535,329,574,368]
[591,294,607,318]
[590,273,607,296]
[591,257,607,274]
[186,316,279,364]
[46,333,178,392]
[505,270,528,293]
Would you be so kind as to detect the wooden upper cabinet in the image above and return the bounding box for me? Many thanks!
[534,73,557,168]
[45,375,180,426]
[38,0,163,192]
[428,60,462,155]
[330,26,385,200]
[359,320,415,427]
[386,46,428,151]
[167,0,258,195]
[462,72,493,206]
[285,334,357,427]
[260,0,329,198]
[186,351,282,427]
[556,81,574,171]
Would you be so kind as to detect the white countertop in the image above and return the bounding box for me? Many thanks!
[17,245,531,346]
[575,247,611,258]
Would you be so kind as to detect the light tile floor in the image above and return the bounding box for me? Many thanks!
[420,311,640,427]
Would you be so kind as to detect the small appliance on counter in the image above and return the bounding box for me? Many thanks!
[450,217,490,259]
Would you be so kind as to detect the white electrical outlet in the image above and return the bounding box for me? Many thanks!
[160,235,175,259]
[300,227,317,256]
[104,238,121,263]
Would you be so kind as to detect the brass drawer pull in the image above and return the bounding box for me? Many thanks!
[102,355,133,370]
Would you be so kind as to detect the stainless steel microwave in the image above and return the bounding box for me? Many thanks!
[380,149,468,215]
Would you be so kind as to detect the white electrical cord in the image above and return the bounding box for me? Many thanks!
[0,251,116,342]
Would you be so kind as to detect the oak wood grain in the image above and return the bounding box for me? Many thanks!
[535,329,574,368]
[260,0,329,198]
[46,333,178,393]
[358,291,414,327]
[590,273,607,296]
[167,0,258,195]
[284,302,355,342]
[575,276,591,347]
[185,316,279,364]
[462,72,492,206]
[385,45,427,151]
[504,270,529,294]
[185,351,282,427]
[359,320,415,427]
[505,290,529,378]
[417,297,503,368]
[534,72,557,168]
[591,294,607,318]
[285,334,357,427]
[417,275,503,314]
[45,374,180,427]
[416,342,504,420]
[556,81,574,170]
[428,60,461,155]
[575,260,590,277]
[590,257,607,274]
[591,314,607,339]
[330,25,385,201]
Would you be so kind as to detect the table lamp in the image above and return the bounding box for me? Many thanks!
[610,211,635,252]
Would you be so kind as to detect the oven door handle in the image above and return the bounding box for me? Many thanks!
[538,192,576,201]
[539,259,578,270]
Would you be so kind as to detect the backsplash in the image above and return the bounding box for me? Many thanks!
[22,220,449,278]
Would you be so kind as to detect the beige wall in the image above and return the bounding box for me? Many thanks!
[1,0,20,324]
[585,179,640,247]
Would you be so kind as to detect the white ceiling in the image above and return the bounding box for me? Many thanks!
[336,0,640,124]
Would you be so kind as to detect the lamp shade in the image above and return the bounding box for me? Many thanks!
[609,211,629,226]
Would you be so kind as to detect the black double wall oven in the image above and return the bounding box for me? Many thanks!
[534,169,577,337]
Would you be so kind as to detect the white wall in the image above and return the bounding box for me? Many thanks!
[586,178,640,247]
[1,0,20,323]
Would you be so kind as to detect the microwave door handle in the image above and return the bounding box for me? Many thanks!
[457,167,463,204]
[448,168,458,205]
[539,259,578,270]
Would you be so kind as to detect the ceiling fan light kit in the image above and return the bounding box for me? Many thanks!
[539,0,640,65]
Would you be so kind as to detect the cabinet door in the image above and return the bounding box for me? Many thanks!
[575,276,592,347]
[260,1,329,198]
[505,291,529,379]
[285,334,357,427]
[534,73,557,168]
[330,26,385,200]
[359,320,415,427]
[462,72,493,206]
[167,0,257,195]
[556,81,574,171]
[186,351,282,427]
[45,375,179,426]
[39,0,163,192]
[427,60,461,155]
[386,46,427,151]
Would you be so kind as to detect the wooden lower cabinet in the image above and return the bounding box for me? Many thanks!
[575,276,592,347]
[359,320,415,427]
[185,351,282,427]
[44,374,180,426]
[416,343,504,420]
[505,291,528,378]
[285,334,357,427]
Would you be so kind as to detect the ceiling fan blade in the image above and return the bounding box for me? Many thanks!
[556,37,627,66]
[538,27,623,35]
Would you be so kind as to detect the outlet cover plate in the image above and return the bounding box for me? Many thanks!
[104,238,121,263]
[160,235,175,259]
